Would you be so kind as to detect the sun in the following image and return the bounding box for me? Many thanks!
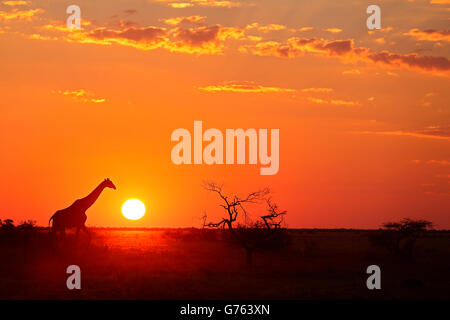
[122,199,146,220]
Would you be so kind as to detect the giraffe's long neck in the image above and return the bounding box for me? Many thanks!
[80,182,106,211]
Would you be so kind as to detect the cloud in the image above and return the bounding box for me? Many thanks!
[323,28,342,34]
[306,97,327,104]
[428,160,450,165]
[404,29,450,42]
[198,81,296,93]
[353,126,450,141]
[21,15,450,71]
[84,26,168,50]
[430,0,450,3]
[163,15,206,26]
[169,3,193,8]
[422,93,436,107]
[240,37,450,75]
[89,27,166,42]
[124,9,137,15]
[355,130,450,140]
[412,159,450,166]
[168,25,223,54]
[28,33,58,41]
[301,88,333,93]
[32,17,244,55]
[367,26,393,35]
[0,8,43,20]
[246,22,287,33]
[416,125,450,138]
[307,97,358,105]
[366,50,450,74]
[1,1,30,6]
[165,24,245,54]
[240,38,355,58]
[193,0,242,7]
[330,99,358,105]
[54,89,106,103]
[159,0,243,8]
[342,69,361,75]
[107,19,139,29]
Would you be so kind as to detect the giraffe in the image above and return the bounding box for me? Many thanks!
[49,178,116,239]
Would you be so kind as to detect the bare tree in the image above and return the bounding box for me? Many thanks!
[202,181,270,230]
[261,198,287,230]
[203,181,289,267]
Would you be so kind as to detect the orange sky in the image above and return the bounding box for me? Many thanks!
[1,0,449,229]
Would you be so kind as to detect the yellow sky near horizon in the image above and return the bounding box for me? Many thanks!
[0,0,449,229]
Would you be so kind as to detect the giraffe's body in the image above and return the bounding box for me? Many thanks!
[49,178,116,238]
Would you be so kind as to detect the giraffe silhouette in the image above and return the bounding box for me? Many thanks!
[49,178,116,239]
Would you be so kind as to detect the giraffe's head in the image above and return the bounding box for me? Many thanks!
[103,178,117,190]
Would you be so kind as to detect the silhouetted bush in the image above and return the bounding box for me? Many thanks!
[224,221,292,267]
[162,228,220,242]
[0,219,15,231]
[0,219,38,248]
[17,220,37,232]
[368,218,433,260]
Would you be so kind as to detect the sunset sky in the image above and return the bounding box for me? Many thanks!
[1,0,449,229]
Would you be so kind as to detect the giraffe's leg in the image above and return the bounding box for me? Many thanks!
[49,226,57,251]
[81,225,91,243]
[49,225,56,238]
[49,220,61,247]
[49,216,59,239]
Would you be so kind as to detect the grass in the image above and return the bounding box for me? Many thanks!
[0,227,449,299]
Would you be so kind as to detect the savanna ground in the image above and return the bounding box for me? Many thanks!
[0,227,449,299]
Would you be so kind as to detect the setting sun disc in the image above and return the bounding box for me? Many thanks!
[122,199,146,220]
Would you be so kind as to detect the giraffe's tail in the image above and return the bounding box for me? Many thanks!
[48,212,56,230]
